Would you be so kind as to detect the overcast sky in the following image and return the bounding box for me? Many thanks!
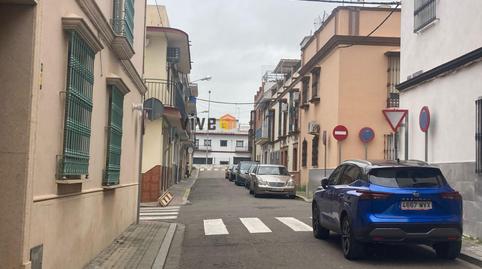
[147,0,338,123]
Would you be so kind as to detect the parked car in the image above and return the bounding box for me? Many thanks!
[234,161,257,186]
[244,163,259,189]
[312,160,463,260]
[225,164,235,180]
[249,164,296,198]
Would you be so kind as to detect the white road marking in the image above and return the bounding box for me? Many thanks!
[140,216,178,220]
[240,218,272,233]
[140,207,180,211]
[204,219,229,235]
[276,217,312,232]
[139,212,179,216]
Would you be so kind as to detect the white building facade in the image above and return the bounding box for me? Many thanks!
[398,0,482,238]
[193,123,251,165]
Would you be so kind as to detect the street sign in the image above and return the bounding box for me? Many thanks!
[419,106,430,132]
[333,125,348,141]
[382,109,408,132]
[322,130,327,145]
[359,127,375,144]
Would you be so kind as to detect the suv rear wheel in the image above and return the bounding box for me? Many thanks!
[312,204,329,239]
[433,241,461,260]
[341,217,364,260]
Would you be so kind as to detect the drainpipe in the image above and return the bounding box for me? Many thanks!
[136,95,146,224]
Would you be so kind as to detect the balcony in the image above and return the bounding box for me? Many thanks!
[255,127,269,144]
[235,146,249,153]
[111,0,135,59]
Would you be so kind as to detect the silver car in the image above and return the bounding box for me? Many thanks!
[249,164,296,198]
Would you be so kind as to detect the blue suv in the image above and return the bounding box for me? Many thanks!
[312,160,463,260]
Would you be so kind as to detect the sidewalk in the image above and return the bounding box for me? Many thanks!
[85,169,199,268]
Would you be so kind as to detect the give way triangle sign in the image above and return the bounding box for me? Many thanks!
[382,109,408,132]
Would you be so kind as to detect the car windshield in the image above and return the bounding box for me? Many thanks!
[257,166,289,176]
[239,162,254,171]
[369,167,446,188]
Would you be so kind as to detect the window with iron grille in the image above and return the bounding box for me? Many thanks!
[311,69,320,99]
[414,0,436,32]
[312,135,319,167]
[476,99,482,173]
[387,54,400,108]
[113,0,135,45]
[302,139,308,167]
[383,134,397,160]
[58,31,95,179]
[236,140,244,148]
[220,140,228,147]
[104,85,124,186]
[302,78,309,104]
[204,139,211,146]
[167,47,180,63]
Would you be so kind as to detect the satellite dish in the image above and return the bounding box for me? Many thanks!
[144,98,164,120]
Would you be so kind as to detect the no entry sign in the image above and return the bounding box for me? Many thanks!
[359,127,375,144]
[419,106,430,132]
[333,125,348,141]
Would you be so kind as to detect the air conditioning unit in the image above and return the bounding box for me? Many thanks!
[308,121,320,135]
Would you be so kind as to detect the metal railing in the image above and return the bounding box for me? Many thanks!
[144,79,173,106]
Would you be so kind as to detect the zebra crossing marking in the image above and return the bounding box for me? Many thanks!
[140,206,180,221]
[240,218,272,233]
[275,217,312,232]
[204,219,229,235]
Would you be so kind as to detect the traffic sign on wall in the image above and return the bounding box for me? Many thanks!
[333,125,348,141]
[419,106,430,132]
[359,127,375,144]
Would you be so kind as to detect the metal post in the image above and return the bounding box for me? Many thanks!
[338,143,341,165]
[364,143,368,160]
[404,115,409,160]
[136,109,145,224]
[425,131,428,162]
[394,131,398,160]
[324,144,327,177]
[205,90,211,167]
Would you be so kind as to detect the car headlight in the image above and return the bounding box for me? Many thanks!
[257,179,268,186]
[286,179,295,187]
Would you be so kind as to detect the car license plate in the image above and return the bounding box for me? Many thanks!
[400,200,432,210]
[270,188,283,192]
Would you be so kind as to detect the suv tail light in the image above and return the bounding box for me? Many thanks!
[356,190,391,200]
[440,192,462,200]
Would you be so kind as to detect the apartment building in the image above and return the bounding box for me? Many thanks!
[141,5,196,202]
[251,59,302,183]
[398,0,482,238]
[0,0,146,268]
[297,6,401,191]
[194,115,250,165]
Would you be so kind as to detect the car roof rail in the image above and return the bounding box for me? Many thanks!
[343,159,372,166]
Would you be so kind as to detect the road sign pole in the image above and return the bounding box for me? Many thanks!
[338,143,341,165]
[394,131,398,159]
[405,116,409,160]
[323,130,327,177]
[364,143,368,160]
[425,131,428,162]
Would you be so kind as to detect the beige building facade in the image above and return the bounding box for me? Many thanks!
[0,0,146,268]
[297,6,401,191]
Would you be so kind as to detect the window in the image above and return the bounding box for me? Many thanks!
[104,85,124,186]
[220,140,228,147]
[257,166,289,176]
[312,135,319,167]
[204,139,211,146]
[278,101,282,137]
[476,99,482,173]
[113,0,135,45]
[195,139,199,148]
[328,165,345,185]
[236,140,244,148]
[311,68,320,99]
[301,139,307,167]
[369,167,446,188]
[384,133,397,160]
[293,146,298,171]
[340,165,360,185]
[387,53,400,108]
[58,31,95,179]
[301,77,309,104]
[414,0,436,32]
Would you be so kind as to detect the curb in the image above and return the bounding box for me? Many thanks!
[295,194,312,203]
[181,169,199,205]
[459,252,482,267]
[152,223,177,269]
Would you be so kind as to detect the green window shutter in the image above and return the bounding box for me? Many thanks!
[104,85,124,185]
[58,31,95,179]
[113,0,134,46]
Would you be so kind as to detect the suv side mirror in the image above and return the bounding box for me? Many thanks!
[321,177,329,189]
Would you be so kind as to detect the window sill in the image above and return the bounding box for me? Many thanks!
[102,185,119,190]
[309,97,320,103]
[414,17,438,34]
[56,179,83,185]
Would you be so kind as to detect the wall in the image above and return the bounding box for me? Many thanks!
[195,132,250,164]
[400,0,482,80]
[24,0,145,267]
[0,4,36,268]
[142,119,164,173]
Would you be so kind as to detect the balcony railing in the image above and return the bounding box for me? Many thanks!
[387,92,400,108]
[144,79,174,106]
[112,0,134,46]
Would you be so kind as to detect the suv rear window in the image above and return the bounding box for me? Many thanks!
[368,167,446,188]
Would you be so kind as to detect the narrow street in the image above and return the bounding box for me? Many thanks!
[173,171,479,269]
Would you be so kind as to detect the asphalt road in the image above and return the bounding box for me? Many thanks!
[175,170,478,269]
